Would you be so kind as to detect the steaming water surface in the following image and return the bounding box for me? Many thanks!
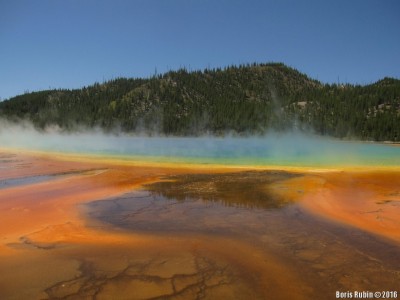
[1,131,400,299]
[1,131,400,167]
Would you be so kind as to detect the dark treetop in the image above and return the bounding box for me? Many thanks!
[1,63,399,141]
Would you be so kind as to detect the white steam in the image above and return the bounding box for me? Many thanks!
[0,118,399,167]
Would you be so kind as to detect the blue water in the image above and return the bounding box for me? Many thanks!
[1,131,399,167]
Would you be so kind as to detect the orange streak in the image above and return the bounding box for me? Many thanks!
[298,171,400,243]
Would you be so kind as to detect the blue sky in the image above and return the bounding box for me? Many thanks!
[1,0,399,100]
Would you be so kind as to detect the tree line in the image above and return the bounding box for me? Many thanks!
[0,63,399,141]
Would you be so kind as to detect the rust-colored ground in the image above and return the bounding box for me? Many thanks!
[295,171,400,243]
[0,149,399,299]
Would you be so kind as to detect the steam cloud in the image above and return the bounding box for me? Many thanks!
[0,118,398,167]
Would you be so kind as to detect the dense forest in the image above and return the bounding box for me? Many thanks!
[0,63,399,141]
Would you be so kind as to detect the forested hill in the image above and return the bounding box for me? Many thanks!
[1,63,399,141]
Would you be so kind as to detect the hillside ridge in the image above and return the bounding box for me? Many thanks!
[1,63,399,141]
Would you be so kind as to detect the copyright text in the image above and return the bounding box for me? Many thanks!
[336,291,398,299]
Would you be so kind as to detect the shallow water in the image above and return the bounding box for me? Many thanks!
[2,133,400,167]
[0,151,399,299]
[82,171,400,299]
[0,169,106,190]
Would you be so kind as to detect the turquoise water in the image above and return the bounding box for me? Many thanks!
[1,131,399,167]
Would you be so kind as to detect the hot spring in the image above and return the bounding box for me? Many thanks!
[0,129,399,299]
[1,130,399,167]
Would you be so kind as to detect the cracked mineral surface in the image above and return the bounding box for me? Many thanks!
[0,150,399,299]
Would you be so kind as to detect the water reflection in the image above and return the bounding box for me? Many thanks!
[84,170,400,299]
[86,171,301,234]
[3,151,399,299]
[145,171,300,209]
